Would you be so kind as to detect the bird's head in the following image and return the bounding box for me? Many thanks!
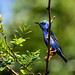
[35,20,49,31]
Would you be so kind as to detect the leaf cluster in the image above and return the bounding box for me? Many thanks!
[0,13,40,75]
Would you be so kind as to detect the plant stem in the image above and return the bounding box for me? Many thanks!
[6,66,18,75]
[45,0,51,75]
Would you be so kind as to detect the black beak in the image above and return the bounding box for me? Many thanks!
[34,22,40,25]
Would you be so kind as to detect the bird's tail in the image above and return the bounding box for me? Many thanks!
[60,55,67,63]
[57,49,68,63]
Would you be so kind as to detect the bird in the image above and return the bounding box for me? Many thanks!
[35,20,67,63]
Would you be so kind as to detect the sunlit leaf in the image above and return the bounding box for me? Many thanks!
[20,69,26,74]
[10,38,26,46]
[0,13,1,19]
[15,30,18,33]
[25,31,32,34]
[0,18,3,23]
[19,26,23,32]
[20,69,30,75]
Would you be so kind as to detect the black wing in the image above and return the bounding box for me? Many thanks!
[50,31,62,49]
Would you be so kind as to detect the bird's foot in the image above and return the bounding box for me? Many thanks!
[44,53,56,61]
[44,56,52,61]
[49,50,56,55]
[47,48,56,55]
[45,50,56,61]
[44,55,53,61]
[48,56,52,61]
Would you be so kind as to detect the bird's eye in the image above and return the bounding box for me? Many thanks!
[40,23,46,25]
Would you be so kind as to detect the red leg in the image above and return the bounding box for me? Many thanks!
[45,50,56,61]
[48,50,56,61]
[49,50,56,55]
[48,53,56,61]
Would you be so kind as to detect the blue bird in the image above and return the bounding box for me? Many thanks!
[35,20,67,63]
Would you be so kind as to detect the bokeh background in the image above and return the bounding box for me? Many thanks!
[0,0,75,75]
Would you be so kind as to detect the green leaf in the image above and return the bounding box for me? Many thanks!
[10,38,26,46]
[25,31,32,35]
[0,40,2,43]
[3,57,8,62]
[20,69,26,74]
[22,54,29,59]
[15,30,18,33]
[27,65,32,70]
[10,41,15,44]
[24,25,30,31]
[0,13,1,19]
[20,69,30,75]
[0,18,3,23]
[0,65,6,71]
[0,23,3,27]
[19,44,23,46]
[14,51,19,54]
[14,34,17,39]
[19,26,23,32]
[0,47,2,50]
[26,50,32,57]
[15,54,21,57]
[11,62,15,65]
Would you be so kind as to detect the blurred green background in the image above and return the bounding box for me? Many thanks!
[0,0,75,75]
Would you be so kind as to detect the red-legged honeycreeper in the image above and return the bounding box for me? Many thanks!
[35,20,67,63]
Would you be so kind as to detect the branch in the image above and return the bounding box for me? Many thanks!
[6,66,18,75]
[45,0,51,75]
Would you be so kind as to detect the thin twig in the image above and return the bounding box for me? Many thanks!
[51,16,55,23]
[45,0,51,75]
[6,66,18,75]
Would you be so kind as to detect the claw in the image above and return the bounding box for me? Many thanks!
[44,56,47,61]
[47,47,53,54]
[46,34,48,39]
